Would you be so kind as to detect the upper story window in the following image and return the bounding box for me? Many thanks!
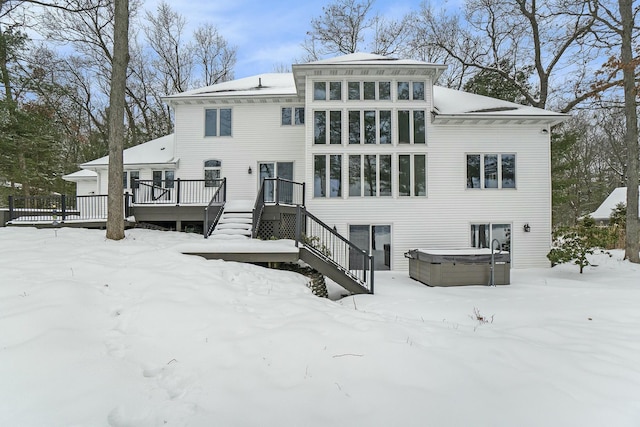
[314,82,327,100]
[282,107,305,125]
[314,82,342,100]
[397,81,425,101]
[314,110,342,144]
[329,82,342,100]
[205,108,232,137]
[348,110,392,145]
[467,154,516,189]
[348,82,360,100]
[398,154,426,197]
[397,110,426,144]
[204,159,222,187]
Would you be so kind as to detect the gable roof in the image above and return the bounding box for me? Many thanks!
[590,186,640,220]
[81,134,177,168]
[62,169,98,182]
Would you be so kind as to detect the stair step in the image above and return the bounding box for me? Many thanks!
[215,223,252,230]
[212,228,252,236]
[221,212,253,218]
[219,216,252,224]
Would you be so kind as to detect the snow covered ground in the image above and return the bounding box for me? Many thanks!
[1,227,639,426]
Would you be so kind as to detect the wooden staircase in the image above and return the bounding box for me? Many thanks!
[210,200,254,239]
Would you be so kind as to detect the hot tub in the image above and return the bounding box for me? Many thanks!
[405,248,510,287]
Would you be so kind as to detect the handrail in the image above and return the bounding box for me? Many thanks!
[252,179,266,238]
[295,206,374,293]
[133,178,221,205]
[262,177,305,206]
[203,178,226,238]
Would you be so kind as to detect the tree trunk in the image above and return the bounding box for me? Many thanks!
[618,0,639,263]
[105,0,129,240]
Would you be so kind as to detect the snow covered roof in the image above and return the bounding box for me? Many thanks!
[62,169,97,182]
[432,86,568,124]
[81,134,177,168]
[303,52,439,67]
[164,74,297,101]
[590,187,640,220]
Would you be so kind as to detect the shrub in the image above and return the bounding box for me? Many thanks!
[548,216,610,273]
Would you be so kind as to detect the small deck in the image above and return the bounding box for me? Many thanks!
[181,239,300,264]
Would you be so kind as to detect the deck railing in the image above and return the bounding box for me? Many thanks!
[133,178,221,205]
[295,206,374,293]
[203,178,227,238]
[252,178,306,238]
[7,194,127,223]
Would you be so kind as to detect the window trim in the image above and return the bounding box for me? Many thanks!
[466,153,517,190]
[397,109,427,144]
[204,159,222,187]
[398,153,427,197]
[204,108,232,137]
[281,106,305,126]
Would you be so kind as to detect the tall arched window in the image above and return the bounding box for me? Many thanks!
[204,160,222,187]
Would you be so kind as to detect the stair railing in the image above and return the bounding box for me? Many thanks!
[252,179,266,238]
[295,206,374,294]
[203,178,226,238]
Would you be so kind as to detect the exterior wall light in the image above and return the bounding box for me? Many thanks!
[523,223,531,232]
[248,166,252,174]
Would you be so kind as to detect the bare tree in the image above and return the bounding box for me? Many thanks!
[304,0,373,59]
[413,0,611,111]
[192,23,236,86]
[144,1,192,94]
[105,0,128,240]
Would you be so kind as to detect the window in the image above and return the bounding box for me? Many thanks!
[205,108,231,137]
[281,107,305,125]
[152,170,174,188]
[204,160,221,187]
[314,111,326,144]
[314,82,327,100]
[330,111,342,144]
[348,110,393,144]
[349,224,391,270]
[349,111,360,144]
[314,155,342,198]
[348,82,360,100]
[398,154,426,197]
[380,110,391,144]
[379,82,391,100]
[397,82,410,100]
[398,110,426,144]
[315,110,341,144]
[413,82,425,100]
[329,82,342,100]
[471,223,511,255]
[123,170,139,190]
[349,154,392,197]
[364,111,376,144]
[398,81,425,101]
[364,82,376,100]
[467,154,516,189]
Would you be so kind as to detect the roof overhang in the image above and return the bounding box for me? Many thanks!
[163,94,302,106]
[82,160,179,170]
[431,112,569,126]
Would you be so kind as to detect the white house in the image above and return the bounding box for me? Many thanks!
[67,53,568,270]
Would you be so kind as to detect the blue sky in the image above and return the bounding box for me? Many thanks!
[143,0,430,78]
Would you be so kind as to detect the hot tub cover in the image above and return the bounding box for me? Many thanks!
[405,248,510,264]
